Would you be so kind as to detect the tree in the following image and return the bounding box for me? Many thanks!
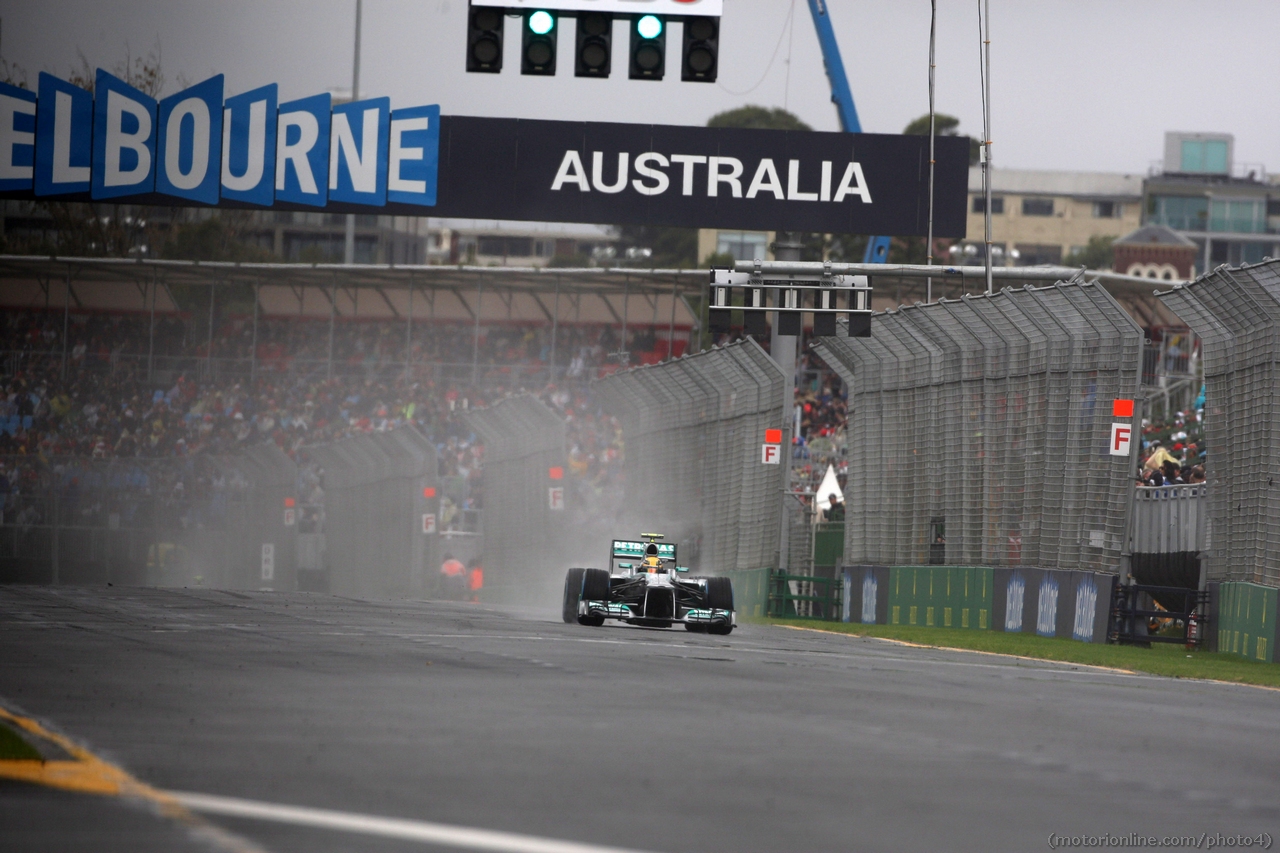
[707,106,812,132]
[0,42,179,258]
[1065,235,1115,271]
[902,113,981,167]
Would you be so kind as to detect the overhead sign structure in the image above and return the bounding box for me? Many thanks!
[0,71,969,237]
[470,0,722,14]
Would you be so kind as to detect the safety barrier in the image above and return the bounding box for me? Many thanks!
[463,395,566,597]
[1214,582,1277,663]
[0,444,296,589]
[1156,259,1280,588]
[845,564,1112,643]
[594,338,786,577]
[814,281,1143,574]
[307,426,438,598]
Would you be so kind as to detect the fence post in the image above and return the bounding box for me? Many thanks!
[50,473,59,585]
[207,277,216,381]
[147,270,157,382]
[250,280,259,384]
[61,266,71,380]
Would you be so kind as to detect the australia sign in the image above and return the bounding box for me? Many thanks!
[0,69,968,236]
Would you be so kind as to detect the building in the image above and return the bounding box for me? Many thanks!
[1113,224,1197,281]
[697,229,776,264]
[962,168,1143,266]
[1141,132,1279,271]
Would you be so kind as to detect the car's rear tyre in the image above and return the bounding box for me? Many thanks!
[578,568,611,626]
[706,576,735,635]
[562,568,586,623]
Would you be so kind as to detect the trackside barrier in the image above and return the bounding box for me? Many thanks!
[1156,259,1280,588]
[464,396,565,599]
[845,565,1114,643]
[1214,581,1277,663]
[306,426,438,598]
[814,281,1143,574]
[0,446,296,589]
[768,570,842,620]
[594,338,786,580]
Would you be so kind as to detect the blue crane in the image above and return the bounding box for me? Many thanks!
[806,0,891,264]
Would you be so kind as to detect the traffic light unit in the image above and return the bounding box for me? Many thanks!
[706,270,873,339]
[466,3,718,82]
[522,10,558,75]
[466,5,505,73]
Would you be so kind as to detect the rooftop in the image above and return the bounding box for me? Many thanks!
[967,167,1143,198]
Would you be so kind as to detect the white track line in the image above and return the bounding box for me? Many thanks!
[172,791,662,853]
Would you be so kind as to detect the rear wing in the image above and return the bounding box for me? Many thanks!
[610,539,676,573]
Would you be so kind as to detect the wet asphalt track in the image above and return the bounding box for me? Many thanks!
[1,585,1278,853]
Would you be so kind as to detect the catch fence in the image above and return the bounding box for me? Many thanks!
[464,396,566,597]
[1156,258,1280,587]
[813,281,1143,573]
[0,444,296,588]
[306,426,438,598]
[593,338,787,577]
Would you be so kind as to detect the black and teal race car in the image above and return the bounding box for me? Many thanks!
[561,534,735,634]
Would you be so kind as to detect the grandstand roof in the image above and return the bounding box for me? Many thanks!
[0,255,705,325]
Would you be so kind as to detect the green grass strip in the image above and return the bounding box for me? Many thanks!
[766,618,1280,689]
[0,722,43,761]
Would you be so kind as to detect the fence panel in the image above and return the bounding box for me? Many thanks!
[0,446,296,588]
[594,339,786,575]
[1157,258,1280,587]
[464,396,565,597]
[815,281,1142,574]
[307,426,437,598]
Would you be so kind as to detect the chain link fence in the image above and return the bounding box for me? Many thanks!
[0,444,296,588]
[814,281,1143,573]
[1156,258,1280,587]
[464,396,567,600]
[306,426,438,599]
[594,339,787,576]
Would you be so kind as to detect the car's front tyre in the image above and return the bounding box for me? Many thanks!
[562,568,586,623]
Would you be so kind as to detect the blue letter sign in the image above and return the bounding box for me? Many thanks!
[156,74,223,205]
[275,92,330,207]
[34,72,92,197]
[0,81,37,192]
[91,69,157,200]
[221,83,278,207]
[329,97,390,207]
[387,104,440,207]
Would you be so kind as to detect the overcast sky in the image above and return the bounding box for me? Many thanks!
[3,0,1278,176]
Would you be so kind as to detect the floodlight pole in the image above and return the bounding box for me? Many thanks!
[344,0,362,266]
[981,0,993,295]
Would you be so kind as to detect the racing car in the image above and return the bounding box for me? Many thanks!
[561,534,735,634]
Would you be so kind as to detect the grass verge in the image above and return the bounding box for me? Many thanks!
[0,722,43,761]
[766,618,1280,689]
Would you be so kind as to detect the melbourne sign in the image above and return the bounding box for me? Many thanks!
[0,70,969,236]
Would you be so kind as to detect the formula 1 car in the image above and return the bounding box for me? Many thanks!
[561,534,735,634]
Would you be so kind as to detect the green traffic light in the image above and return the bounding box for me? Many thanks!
[636,14,662,40]
[529,10,555,35]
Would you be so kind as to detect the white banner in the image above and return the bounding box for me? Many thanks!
[470,0,722,15]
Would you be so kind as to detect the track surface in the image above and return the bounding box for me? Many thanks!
[1,585,1278,852]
